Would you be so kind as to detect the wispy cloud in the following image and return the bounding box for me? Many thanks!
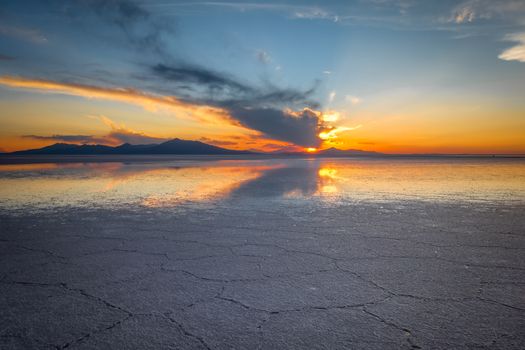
[0,76,228,124]
[23,115,168,146]
[152,63,252,96]
[450,0,525,23]
[328,91,336,103]
[148,2,339,22]
[22,134,107,144]
[291,7,339,22]
[256,49,271,64]
[0,24,47,44]
[66,0,174,54]
[96,115,169,144]
[345,95,362,105]
[0,54,15,61]
[499,32,525,62]
[198,137,237,147]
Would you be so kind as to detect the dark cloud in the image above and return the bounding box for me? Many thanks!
[219,83,320,108]
[228,107,321,147]
[0,54,15,61]
[150,62,322,147]
[67,0,173,54]
[153,63,251,94]
[152,63,318,106]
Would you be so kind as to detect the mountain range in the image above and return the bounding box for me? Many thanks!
[4,138,381,157]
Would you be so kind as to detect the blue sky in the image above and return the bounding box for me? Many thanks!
[1,0,524,153]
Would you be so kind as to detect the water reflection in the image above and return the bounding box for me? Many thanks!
[0,158,524,210]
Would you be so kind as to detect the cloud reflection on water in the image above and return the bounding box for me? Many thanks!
[0,158,524,210]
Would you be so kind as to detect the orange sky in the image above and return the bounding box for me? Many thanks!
[1,76,524,154]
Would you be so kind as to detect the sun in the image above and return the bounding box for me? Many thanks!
[306,147,318,153]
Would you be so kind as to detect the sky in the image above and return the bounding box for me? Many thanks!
[0,0,524,154]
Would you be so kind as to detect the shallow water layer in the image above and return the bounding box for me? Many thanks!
[0,157,524,210]
[1,157,525,349]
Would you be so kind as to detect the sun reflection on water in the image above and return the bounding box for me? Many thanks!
[0,158,524,210]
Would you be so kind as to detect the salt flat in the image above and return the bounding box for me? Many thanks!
[1,158,524,349]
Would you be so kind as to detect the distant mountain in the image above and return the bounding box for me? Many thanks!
[10,139,253,155]
[7,139,384,157]
[11,143,116,155]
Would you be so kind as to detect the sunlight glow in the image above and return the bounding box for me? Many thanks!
[318,168,338,178]
[319,125,362,141]
[321,111,340,123]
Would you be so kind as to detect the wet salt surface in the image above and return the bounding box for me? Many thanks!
[0,157,524,211]
[1,157,524,349]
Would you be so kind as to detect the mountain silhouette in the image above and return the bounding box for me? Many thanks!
[6,139,386,157]
[10,139,254,155]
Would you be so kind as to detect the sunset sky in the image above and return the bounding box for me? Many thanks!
[0,0,524,154]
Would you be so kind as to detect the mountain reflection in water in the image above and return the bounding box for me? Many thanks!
[0,158,524,210]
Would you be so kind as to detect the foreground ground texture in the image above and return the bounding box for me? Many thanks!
[1,201,524,349]
[0,158,524,349]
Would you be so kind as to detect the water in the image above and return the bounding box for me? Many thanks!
[2,157,524,348]
[1,157,524,211]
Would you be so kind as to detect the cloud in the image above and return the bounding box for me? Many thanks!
[227,107,321,147]
[216,82,319,108]
[256,50,271,64]
[499,32,525,62]
[451,6,477,23]
[149,63,324,146]
[152,61,317,110]
[162,2,339,22]
[0,54,15,61]
[22,134,107,144]
[319,125,362,141]
[23,115,168,146]
[96,115,169,144]
[328,91,336,103]
[0,76,228,124]
[152,63,252,95]
[65,0,174,54]
[0,75,324,147]
[1,1,329,149]
[345,95,362,105]
[450,0,525,23]
[291,7,339,22]
[198,137,238,147]
[0,24,47,44]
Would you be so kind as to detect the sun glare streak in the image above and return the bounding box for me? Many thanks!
[319,125,362,141]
